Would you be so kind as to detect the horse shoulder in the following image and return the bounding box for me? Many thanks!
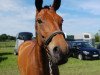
[18,40,37,75]
[18,40,36,55]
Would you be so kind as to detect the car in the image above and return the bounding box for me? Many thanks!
[14,32,33,55]
[68,41,100,60]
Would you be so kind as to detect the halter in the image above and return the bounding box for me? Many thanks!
[43,30,65,59]
[43,31,65,75]
[44,31,65,46]
[36,30,65,47]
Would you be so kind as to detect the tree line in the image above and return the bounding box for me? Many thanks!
[0,33,100,42]
[0,34,15,41]
[95,33,100,42]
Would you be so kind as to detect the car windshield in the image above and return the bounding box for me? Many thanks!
[72,42,93,48]
[19,32,33,40]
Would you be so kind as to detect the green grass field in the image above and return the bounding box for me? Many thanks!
[0,41,19,75]
[59,58,100,75]
[0,41,100,75]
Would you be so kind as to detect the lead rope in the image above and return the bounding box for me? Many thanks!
[49,60,53,75]
[46,49,53,75]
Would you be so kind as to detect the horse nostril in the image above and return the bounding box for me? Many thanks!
[53,46,60,53]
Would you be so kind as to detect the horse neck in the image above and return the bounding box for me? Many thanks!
[35,32,44,46]
[35,33,59,75]
[41,47,50,75]
[35,36,50,75]
[35,40,59,75]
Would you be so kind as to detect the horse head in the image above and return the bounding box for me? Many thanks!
[35,0,69,65]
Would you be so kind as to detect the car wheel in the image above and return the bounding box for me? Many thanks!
[78,54,83,60]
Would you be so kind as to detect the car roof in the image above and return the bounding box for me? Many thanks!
[16,32,33,38]
[19,32,32,34]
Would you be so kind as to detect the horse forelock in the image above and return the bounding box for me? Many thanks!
[43,5,50,9]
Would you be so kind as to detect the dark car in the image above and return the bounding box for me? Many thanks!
[97,43,100,49]
[68,41,100,60]
[14,32,33,55]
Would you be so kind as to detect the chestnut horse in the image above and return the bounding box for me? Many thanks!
[18,0,69,75]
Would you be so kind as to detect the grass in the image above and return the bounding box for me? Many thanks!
[0,48,19,75]
[0,41,19,75]
[1,41,100,75]
[0,41,15,48]
[59,58,100,75]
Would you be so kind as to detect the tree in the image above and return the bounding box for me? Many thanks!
[7,35,15,40]
[95,33,99,42]
[0,34,8,41]
[0,34,15,41]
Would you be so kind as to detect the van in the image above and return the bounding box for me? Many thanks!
[66,33,95,47]
[14,32,33,55]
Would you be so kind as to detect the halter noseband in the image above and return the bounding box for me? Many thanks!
[43,30,65,61]
[44,31,65,47]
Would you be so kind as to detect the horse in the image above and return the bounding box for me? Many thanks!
[18,0,69,75]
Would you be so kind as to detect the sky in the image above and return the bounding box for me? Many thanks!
[0,0,100,36]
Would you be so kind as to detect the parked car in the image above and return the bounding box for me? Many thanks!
[68,41,100,60]
[14,32,33,55]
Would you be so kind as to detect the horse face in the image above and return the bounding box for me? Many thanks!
[35,0,69,65]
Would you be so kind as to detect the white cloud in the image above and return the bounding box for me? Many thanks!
[60,0,100,16]
[57,0,100,34]
[0,0,100,36]
[64,18,100,26]
[0,0,36,36]
[62,17,100,35]
[0,0,19,12]
[78,1,100,15]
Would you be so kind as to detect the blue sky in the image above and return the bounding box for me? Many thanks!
[0,0,100,36]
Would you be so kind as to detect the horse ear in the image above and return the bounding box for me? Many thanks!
[52,0,61,11]
[35,0,43,11]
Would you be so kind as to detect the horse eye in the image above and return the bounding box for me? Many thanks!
[37,19,43,24]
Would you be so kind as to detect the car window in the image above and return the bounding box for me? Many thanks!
[18,33,33,40]
[71,42,93,48]
[76,43,82,47]
[72,43,77,47]
[82,42,93,48]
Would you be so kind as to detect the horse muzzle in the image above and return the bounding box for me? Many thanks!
[43,30,69,65]
[50,46,69,65]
